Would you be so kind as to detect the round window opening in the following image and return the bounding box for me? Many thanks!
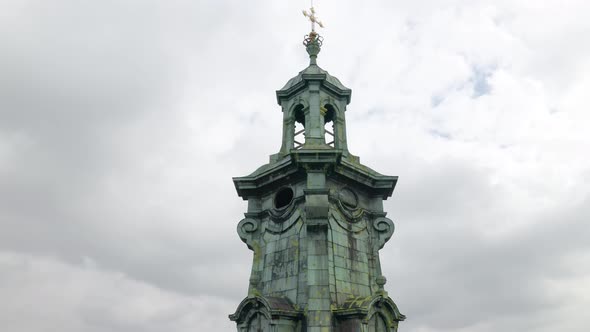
[274,187,294,209]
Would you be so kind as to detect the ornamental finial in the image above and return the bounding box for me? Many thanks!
[302,1,324,65]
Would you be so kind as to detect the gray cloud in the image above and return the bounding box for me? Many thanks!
[1,0,589,331]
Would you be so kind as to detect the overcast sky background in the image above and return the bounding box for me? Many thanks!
[1,0,589,331]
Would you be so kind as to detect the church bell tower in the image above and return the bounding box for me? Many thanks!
[230,8,405,331]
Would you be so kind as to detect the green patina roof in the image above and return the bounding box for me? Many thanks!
[279,63,350,92]
[276,63,352,105]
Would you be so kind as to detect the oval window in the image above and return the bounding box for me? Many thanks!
[274,187,294,209]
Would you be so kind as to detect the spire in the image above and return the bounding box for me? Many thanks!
[231,3,405,331]
[302,3,325,65]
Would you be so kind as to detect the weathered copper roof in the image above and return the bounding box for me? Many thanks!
[276,63,352,105]
[279,64,349,91]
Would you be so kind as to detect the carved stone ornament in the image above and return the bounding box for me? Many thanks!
[335,188,365,222]
[237,218,259,250]
[266,209,302,234]
[372,217,395,250]
[339,187,358,209]
[331,210,367,233]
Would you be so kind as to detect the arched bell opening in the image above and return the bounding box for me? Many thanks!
[323,104,336,148]
[293,104,306,150]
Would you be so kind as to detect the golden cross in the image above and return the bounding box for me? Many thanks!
[302,3,324,32]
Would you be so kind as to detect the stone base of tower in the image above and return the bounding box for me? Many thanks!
[230,294,405,331]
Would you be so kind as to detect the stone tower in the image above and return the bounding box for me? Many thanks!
[229,31,405,331]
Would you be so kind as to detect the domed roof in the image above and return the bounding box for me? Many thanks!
[279,64,349,91]
[276,63,352,105]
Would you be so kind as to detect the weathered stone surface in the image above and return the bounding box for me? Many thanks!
[230,33,405,331]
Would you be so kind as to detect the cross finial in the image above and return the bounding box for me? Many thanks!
[302,1,324,65]
[302,1,324,33]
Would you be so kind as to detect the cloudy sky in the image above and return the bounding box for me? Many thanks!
[1,0,590,331]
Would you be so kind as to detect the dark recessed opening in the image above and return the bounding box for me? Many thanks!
[294,105,305,126]
[324,104,335,123]
[274,187,294,209]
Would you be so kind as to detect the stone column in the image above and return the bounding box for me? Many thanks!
[334,106,348,152]
[280,102,295,154]
[304,170,332,331]
[305,83,324,147]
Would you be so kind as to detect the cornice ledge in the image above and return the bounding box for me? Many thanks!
[275,73,352,104]
[322,80,352,103]
[233,157,298,198]
[334,160,398,198]
[276,80,306,104]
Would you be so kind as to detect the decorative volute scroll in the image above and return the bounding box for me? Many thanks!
[237,218,259,250]
[372,217,395,250]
